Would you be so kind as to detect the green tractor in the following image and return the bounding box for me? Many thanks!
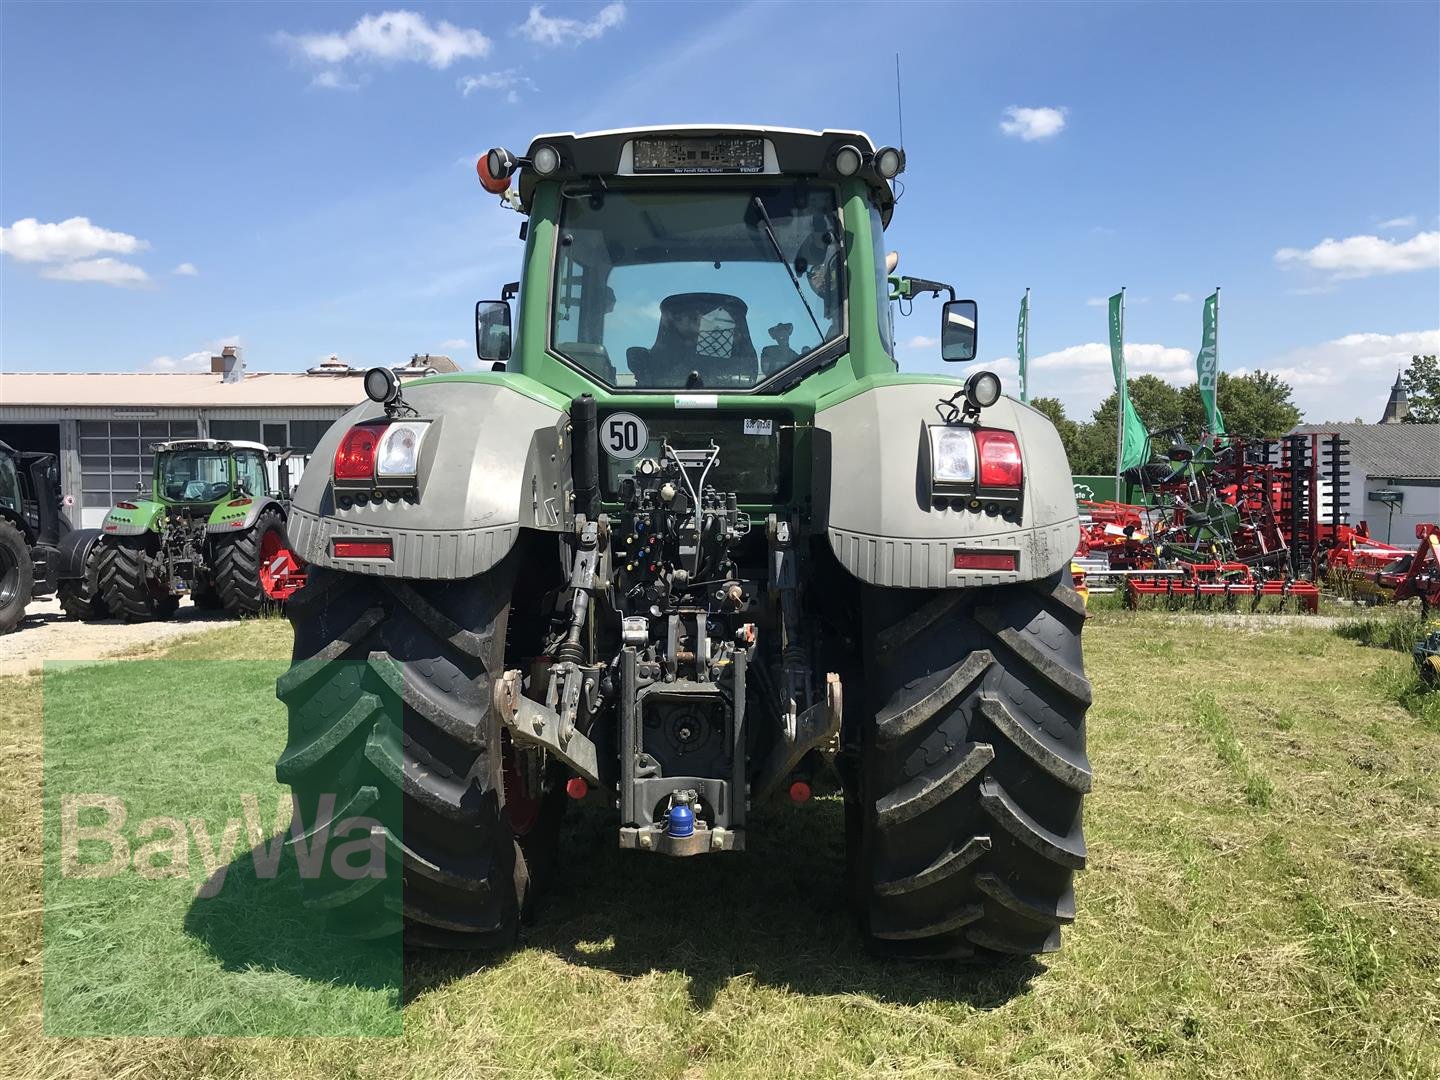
[95,438,304,621]
[276,127,1090,960]
[0,441,72,633]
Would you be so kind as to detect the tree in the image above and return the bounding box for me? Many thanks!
[1179,370,1301,438]
[1401,354,1440,423]
[1028,396,1084,467]
[1069,375,1187,475]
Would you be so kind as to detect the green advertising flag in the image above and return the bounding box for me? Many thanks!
[1196,290,1226,436]
[1109,291,1150,474]
[1017,289,1030,403]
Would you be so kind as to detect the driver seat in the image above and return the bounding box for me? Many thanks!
[627,293,758,387]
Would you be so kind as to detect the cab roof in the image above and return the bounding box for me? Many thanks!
[516,125,896,224]
[155,438,270,453]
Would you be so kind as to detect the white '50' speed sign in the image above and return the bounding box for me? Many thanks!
[601,412,648,459]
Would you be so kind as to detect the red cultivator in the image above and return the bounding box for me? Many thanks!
[1125,561,1321,613]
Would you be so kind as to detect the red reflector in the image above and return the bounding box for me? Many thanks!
[227,497,253,507]
[788,780,812,803]
[565,777,589,800]
[954,550,1018,571]
[116,502,138,510]
[334,423,388,481]
[975,429,1024,488]
[333,539,393,559]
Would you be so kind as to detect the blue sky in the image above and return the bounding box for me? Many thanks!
[2,0,1437,422]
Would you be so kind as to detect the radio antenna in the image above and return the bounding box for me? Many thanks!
[894,53,906,154]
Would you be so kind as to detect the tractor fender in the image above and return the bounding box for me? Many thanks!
[814,382,1079,588]
[100,500,165,537]
[205,496,286,535]
[56,527,104,580]
[285,378,570,579]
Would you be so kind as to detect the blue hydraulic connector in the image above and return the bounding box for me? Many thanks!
[666,799,695,838]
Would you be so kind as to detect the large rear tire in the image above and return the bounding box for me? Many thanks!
[275,559,563,948]
[851,571,1091,959]
[0,519,34,634]
[57,542,113,621]
[97,536,178,622]
[213,509,284,616]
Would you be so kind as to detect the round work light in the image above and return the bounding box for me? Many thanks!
[873,145,905,179]
[832,144,863,177]
[364,366,401,406]
[531,144,561,176]
[965,370,1002,410]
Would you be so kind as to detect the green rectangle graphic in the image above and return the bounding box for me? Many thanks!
[42,659,403,1036]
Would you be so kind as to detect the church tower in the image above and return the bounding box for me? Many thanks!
[1378,370,1411,424]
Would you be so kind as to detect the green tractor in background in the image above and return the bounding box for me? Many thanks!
[93,438,305,621]
[0,441,72,633]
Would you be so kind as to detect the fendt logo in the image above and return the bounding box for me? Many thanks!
[60,793,385,898]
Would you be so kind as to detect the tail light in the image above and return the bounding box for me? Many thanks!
[227,497,253,507]
[975,429,1023,488]
[116,501,138,510]
[334,423,388,482]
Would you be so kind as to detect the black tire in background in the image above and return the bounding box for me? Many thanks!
[97,536,179,622]
[57,542,113,621]
[213,509,284,616]
[850,571,1092,960]
[190,574,226,611]
[0,518,35,634]
[275,558,563,948]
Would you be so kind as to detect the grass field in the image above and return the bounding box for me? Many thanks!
[1,609,1437,1078]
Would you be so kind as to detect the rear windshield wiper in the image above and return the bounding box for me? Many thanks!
[750,195,824,342]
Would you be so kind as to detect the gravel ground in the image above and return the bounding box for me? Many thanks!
[0,596,237,676]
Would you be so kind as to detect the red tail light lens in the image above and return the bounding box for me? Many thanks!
[975,429,1023,488]
[116,501,138,510]
[227,497,253,507]
[334,423,389,482]
[332,539,393,559]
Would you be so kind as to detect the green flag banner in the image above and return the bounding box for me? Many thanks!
[1196,290,1226,436]
[1109,291,1150,473]
[1017,289,1029,403]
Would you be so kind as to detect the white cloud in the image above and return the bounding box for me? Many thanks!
[457,69,534,102]
[1275,230,1440,279]
[901,334,939,349]
[40,257,151,288]
[0,216,149,263]
[1259,329,1439,420]
[438,338,468,350]
[172,262,198,277]
[1031,341,1192,376]
[1377,215,1416,230]
[517,2,625,46]
[278,10,490,71]
[999,106,1067,142]
[1085,297,1106,307]
[147,336,241,372]
[1172,292,1193,303]
[311,69,363,91]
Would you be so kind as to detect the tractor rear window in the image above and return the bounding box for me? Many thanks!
[551,186,845,391]
[161,450,230,502]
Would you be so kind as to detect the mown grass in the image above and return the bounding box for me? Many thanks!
[1,611,1438,1078]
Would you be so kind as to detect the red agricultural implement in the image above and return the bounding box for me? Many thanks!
[1078,432,1351,612]
[1125,561,1321,613]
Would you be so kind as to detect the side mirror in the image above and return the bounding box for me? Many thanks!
[940,299,978,362]
[475,300,512,365]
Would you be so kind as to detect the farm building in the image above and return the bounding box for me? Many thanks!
[1293,420,1440,546]
[0,348,457,527]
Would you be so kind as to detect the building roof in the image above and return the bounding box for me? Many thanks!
[1292,422,1440,478]
[0,371,372,408]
